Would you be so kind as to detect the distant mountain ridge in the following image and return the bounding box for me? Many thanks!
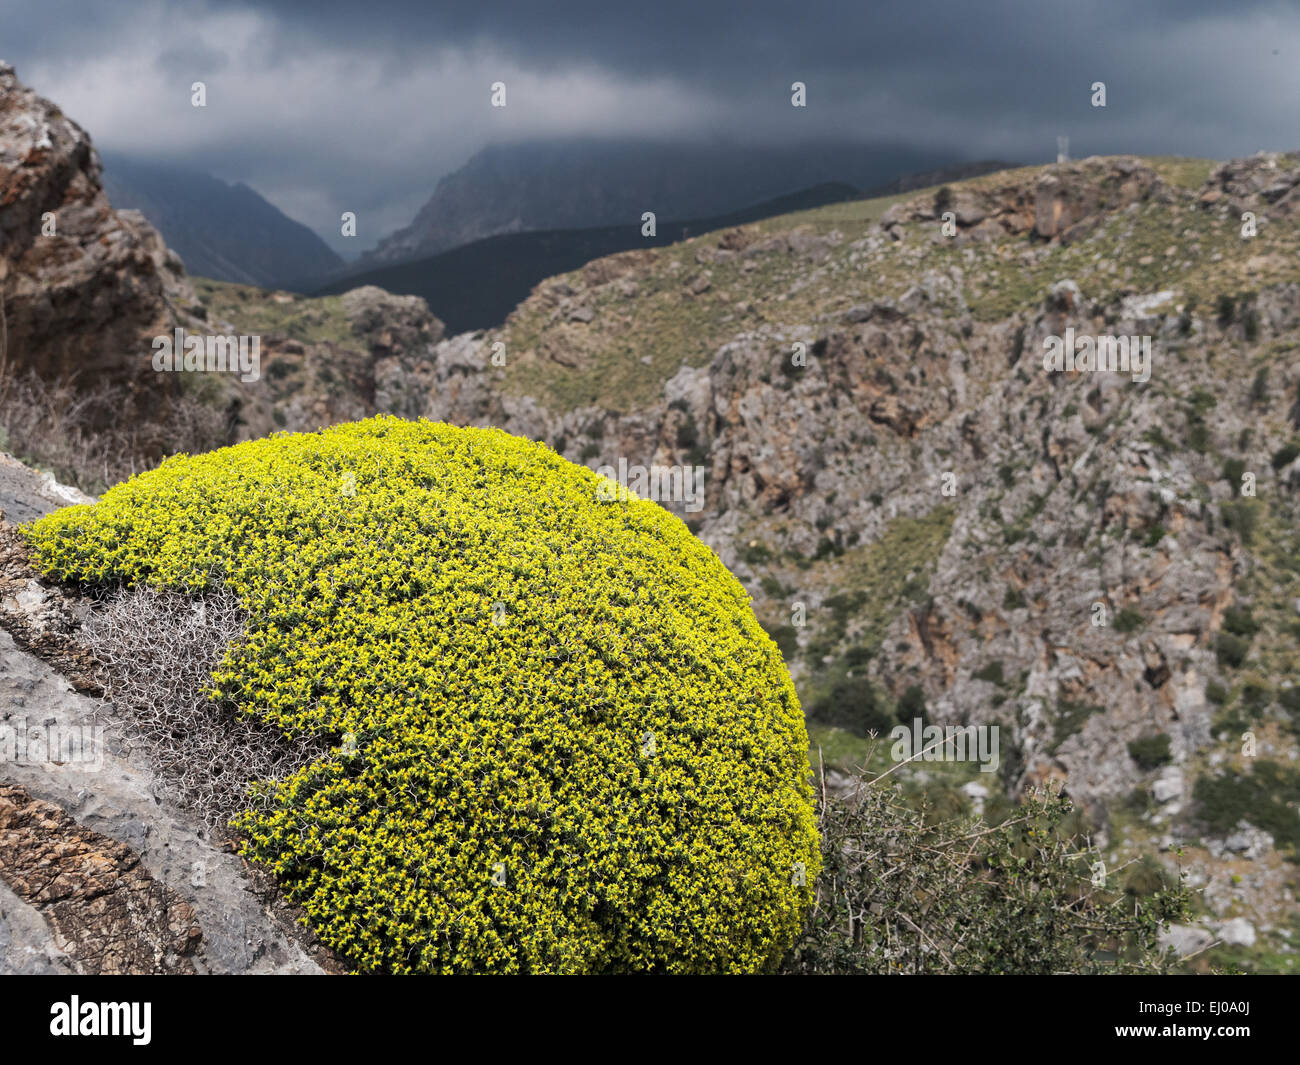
[310,181,867,333]
[358,138,1014,269]
[312,160,1016,334]
[100,154,343,287]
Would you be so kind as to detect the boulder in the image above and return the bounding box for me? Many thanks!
[0,64,192,390]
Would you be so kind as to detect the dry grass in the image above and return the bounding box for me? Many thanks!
[0,371,228,495]
[80,584,326,835]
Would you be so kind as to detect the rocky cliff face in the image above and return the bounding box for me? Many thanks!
[0,64,197,391]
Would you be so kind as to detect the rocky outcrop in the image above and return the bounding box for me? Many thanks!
[1201,154,1300,217]
[0,64,196,390]
[878,156,1163,244]
[0,783,201,974]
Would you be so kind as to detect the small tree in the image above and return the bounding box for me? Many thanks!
[784,760,1191,974]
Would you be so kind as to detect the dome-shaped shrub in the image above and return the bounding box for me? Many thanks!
[27,416,819,973]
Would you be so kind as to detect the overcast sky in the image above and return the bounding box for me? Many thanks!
[4,0,1299,249]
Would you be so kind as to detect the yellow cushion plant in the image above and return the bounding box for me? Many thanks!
[26,416,819,973]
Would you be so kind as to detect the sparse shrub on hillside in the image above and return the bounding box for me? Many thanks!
[896,684,926,721]
[998,582,1029,608]
[1113,606,1144,633]
[1223,605,1260,638]
[763,621,800,660]
[1194,761,1300,858]
[1221,457,1247,484]
[0,370,227,495]
[843,645,873,668]
[1271,440,1300,470]
[1249,367,1269,406]
[784,776,1190,974]
[1123,856,1175,898]
[26,416,819,974]
[809,674,894,735]
[1215,631,1251,669]
[1184,410,1211,453]
[1279,687,1300,725]
[1220,499,1260,545]
[1142,426,1175,452]
[1243,306,1260,342]
[1241,678,1270,710]
[1128,733,1172,770]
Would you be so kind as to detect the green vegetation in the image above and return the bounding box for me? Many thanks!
[192,278,356,346]
[1281,687,1300,726]
[785,782,1191,974]
[26,416,820,973]
[761,621,800,661]
[808,674,894,735]
[1220,499,1261,545]
[1194,761,1300,859]
[799,506,954,672]
[1271,441,1300,471]
[1113,606,1144,633]
[1223,606,1260,638]
[1221,457,1248,484]
[1127,734,1173,770]
[1215,632,1252,669]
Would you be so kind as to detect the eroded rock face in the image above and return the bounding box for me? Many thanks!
[0,784,201,974]
[879,156,1162,244]
[0,63,193,389]
[1202,153,1300,217]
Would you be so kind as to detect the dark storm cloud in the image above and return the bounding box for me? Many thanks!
[3,0,1298,252]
